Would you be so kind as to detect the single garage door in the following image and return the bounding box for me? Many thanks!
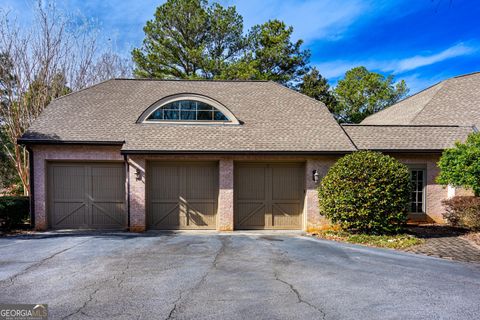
[235,163,304,230]
[147,162,218,229]
[47,162,126,229]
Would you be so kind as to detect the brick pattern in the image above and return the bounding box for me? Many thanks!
[392,154,446,223]
[31,147,452,231]
[405,237,480,264]
[305,158,336,232]
[127,156,146,232]
[217,159,234,231]
[31,145,124,230]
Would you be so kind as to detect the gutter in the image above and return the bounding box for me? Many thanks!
[368,149,444,154]
[124,154,131,230]
[26,146,35,228]
[119,150,356,156]
[17,139,125,146]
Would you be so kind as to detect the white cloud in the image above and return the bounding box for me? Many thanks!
[315,42,479,79]
[393,43,476,73]
[221,0,370,43]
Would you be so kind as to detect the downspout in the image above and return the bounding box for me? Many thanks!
[26,146,35,229]
[124,154,131,230]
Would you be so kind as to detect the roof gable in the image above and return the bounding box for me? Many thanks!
[361,72,480,129]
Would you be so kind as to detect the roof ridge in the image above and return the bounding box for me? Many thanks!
[112,78,270,82]
[268,81,358,150]
[410,79,450,123]
[51,78,116,102]
[342,124,467,128]
[452,71,480,79]
[361,80,446,124]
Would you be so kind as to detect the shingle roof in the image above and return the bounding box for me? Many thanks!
[21,79,356,153]
[342,125,474,151]
[361,72,480,129]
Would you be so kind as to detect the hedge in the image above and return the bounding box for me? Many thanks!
[0,196,30,230]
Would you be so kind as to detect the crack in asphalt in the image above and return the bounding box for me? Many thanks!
[166,236,228,320]
[0,238,91,289]
[262,237,327,319]
[61,285,103,320]
[274,271,327,319]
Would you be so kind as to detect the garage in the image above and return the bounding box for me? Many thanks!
[147,162,218,229]
[234,163,305,229]
[47,162,126,229]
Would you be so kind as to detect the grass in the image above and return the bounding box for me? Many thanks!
[314,229,424,249]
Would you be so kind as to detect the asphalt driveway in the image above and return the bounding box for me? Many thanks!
[0,231,479,320]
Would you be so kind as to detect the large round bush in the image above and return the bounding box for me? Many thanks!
[318,151,411,233]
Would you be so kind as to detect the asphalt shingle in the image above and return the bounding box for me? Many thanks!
[21,79,356,153]
[361,72,480,129]
[342,125,474,151]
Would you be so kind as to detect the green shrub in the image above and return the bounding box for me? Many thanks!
[442,196,480,230]
[318,151,411,234]
[0,196,30,230]
[437,132,480,196]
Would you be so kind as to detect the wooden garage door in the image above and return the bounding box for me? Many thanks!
[147,162,218,229]
[235,163,304,229]
[47,163,126,229]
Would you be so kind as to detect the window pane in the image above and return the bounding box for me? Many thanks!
[197,102,214,111]
[214,111,228,121]
[164,110,179,120]
[411,171,417,180]
[197,110,213,120]
[417,181,423,190]
[148,109,163,120]
[164,101,180,110]
[181,110,196,120]
[181,100,197,111]
[417,171,423,180]
[146,100,231,122]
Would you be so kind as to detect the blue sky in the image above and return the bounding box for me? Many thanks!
[2,0,480,93]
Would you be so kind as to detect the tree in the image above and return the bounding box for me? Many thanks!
[333,66,408,123]
[0,1,132,195]
[132,1,310,85]
[132,0,245,79]
[227,19,310,84]
[437,132,480,196]
[297,67,336,110]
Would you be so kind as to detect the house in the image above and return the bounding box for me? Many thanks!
[345,72,479,221]
[18,73,479,231]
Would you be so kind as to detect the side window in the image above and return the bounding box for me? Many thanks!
[409,168,426,213]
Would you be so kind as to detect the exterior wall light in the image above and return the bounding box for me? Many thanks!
[135,168,142,181]
[313,170,319,183]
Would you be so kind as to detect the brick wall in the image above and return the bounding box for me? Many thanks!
[31,145,123,230]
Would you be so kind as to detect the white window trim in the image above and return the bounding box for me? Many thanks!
[137,93,240,125]
[407,164,427,214]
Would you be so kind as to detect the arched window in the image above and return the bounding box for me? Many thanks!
[146,100,229,121]
[138,94,239,124]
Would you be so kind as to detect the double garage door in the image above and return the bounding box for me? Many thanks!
[47,161,304,230]
[47,162,126,229]
[147,162,304,230]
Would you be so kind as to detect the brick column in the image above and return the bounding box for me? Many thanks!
[128,156,146,232]
[33,151,47,231]
[304,159,332,232]
[217,159,234,231]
